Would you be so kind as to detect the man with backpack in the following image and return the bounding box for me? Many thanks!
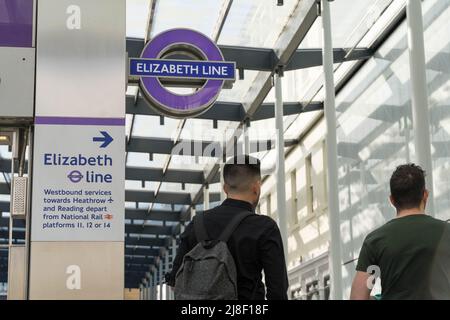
[166,155,289,300]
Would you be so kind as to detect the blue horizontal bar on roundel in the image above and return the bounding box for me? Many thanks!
[129,58,236,81]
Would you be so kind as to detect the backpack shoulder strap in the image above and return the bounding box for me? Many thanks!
[218,211,252,242]
[193,211,209,242]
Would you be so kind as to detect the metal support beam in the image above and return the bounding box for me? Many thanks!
[126,209,181,222]
[127,261,152,270]
[218,45,276,71]
[126,264,156,273]
[125,95,323,122]
[285,48,374,71]
[0,201,9,212]
[204,184,210,210]
[126,38,373,72]
[126,256,156,265]
[274,70,288,260]
[253,101,323,121]
[0,234,169,249]
[125,224,173,236]
[0,217,25,228]
[125,137,302,157]
[406,0,434,217]
[144,0,158,42]
[212,0,234,41]
[126,166,206,184]
[125,247,160,256]
[0,183,9,195]
[124,189,221,205]
[0,229,25,240]
[321,0,343,300]
[126,95,244,121]
[125,189,192,205]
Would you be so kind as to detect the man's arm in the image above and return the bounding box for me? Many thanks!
[350,271,371,300]
[351,237,376,300]
[259,222,289,300]
[166,223,194,287]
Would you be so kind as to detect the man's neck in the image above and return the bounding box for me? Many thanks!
[226,195,254,208]
[396,207,425,218]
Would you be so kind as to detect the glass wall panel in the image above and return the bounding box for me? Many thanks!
[336,0,450,298]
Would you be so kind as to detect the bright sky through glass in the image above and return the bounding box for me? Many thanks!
[123,0,402,191]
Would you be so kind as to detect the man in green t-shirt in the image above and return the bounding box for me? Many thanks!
[350,164,450,300]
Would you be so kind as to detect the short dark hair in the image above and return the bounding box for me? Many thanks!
[223,155,261,193]
[390,164,426,210]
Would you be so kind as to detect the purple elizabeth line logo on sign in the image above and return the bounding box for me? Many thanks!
[67,170,83,183]
[136,28,235,118]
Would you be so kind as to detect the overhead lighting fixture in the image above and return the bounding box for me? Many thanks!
[0,134,11,145]
[277,0,283,6]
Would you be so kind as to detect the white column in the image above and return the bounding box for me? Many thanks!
[321,0,343,300]
[142,283,148,300]
[143,280,148,300]
[30,0,125,300]
[171,237,177,263]
[171,237,177,300]
[149,274,153,300]
[300,277,306,300]
[142,284,146,300]
[220,163,226,202]
[151,267,157,300]
[148,272,153,300]
[165,250,170,300]
[158,257,163,300]
[244,119,250,155]
[204,184,210,210]
[317,270,325,300]
[406,0,434,217]
[274,70,288,260]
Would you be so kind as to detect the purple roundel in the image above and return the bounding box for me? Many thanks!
[139,29,225,118]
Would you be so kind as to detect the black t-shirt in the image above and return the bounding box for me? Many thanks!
[167,198,289,300]
[356,214,450,299]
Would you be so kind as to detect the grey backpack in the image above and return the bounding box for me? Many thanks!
[174,211,251,300]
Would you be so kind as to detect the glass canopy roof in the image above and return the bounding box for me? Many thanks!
[124,0,404,191]
[0,0,411,288]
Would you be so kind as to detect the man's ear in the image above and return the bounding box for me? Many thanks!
[251,182,257,194]
[223,184,229,195]
[422,189,429,209]
[423,189,429,201]
[253,180,261,194]
[389,195,396,208]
